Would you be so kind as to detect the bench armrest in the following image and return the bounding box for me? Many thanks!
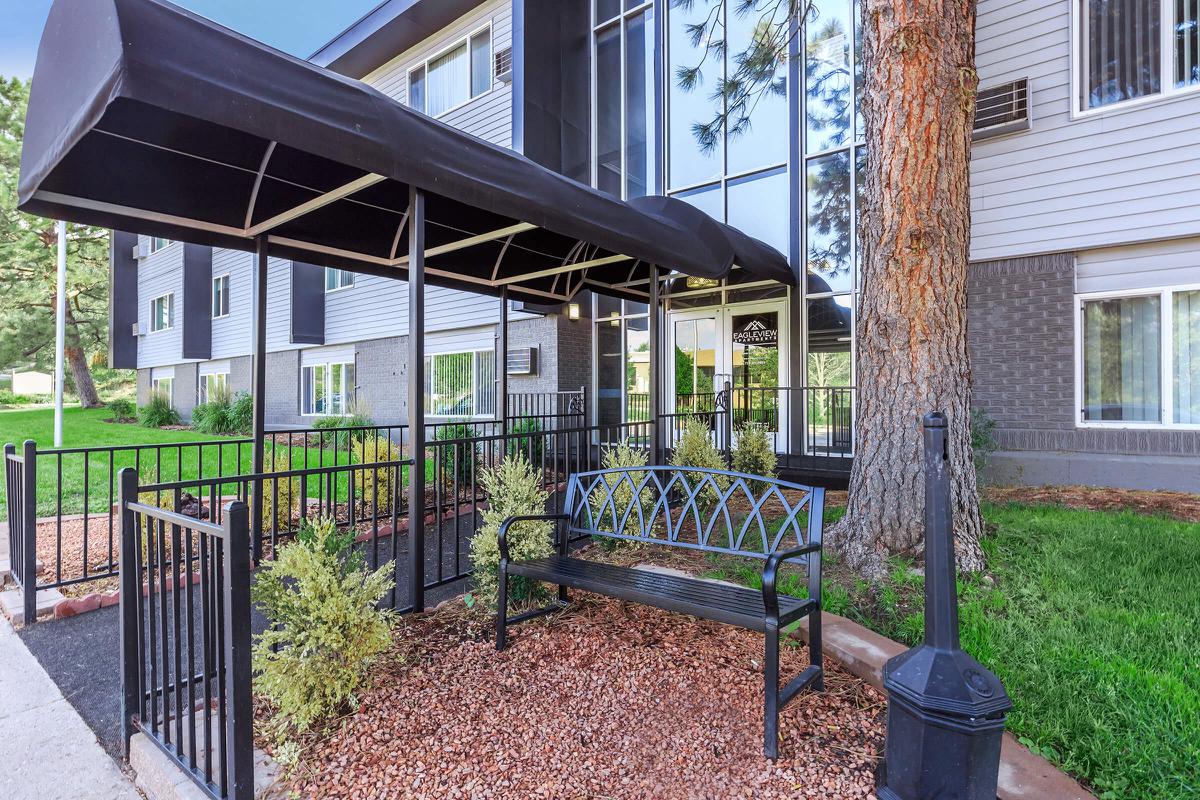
[497,513,570,562]
[762,543,822,621]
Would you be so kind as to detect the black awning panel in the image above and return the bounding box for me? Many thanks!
[19,0,793,301]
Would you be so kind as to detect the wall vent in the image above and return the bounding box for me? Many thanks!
[506,346,537,376]
[973,78,1030,140]
[494,46,513,83]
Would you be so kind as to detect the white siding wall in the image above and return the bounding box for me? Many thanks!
[209,248,253,359]
[136,237,185,369]
[1076,237,1200,294]
[970,0,1200,262]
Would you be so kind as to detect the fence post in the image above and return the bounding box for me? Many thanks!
[21,440,37,625]
[721,382,733,465]
[222,500,254,800]
[117,468,140,757]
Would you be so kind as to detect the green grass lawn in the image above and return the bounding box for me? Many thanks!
[703,502,1200,800]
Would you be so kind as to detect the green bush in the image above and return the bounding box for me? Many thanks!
[229,392,253,436]
[260,446,302,534]
[469,453,553,611]
[252,516,395,732]
[138,389,180,428]
[971,408,998,474]
[107,398,136,423]
[505,417,544,465]
[0,390,49,407]
[590,439,654,550]
[671,416,729,515]
[311,403,376,449]
[192,384,249,435]
[352,435,401,512]
[434,422,477,489]
[732,422,777,493]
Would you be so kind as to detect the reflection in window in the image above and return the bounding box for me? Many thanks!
[1178,0,1200,88]
[806,295,853,453]
[806,151,853,293]
[675,182,723,220]
[595,24,622,197]
[1081,0,1161,108]
[1175,290,1200,422]
[805,0,853,153]
[667,0,723,189]
[674,318,717,403]
[593,4,655,199]
[1082,295,1161,422]
[625,10,654,198]
[727,167,789,256]
[626,317,650,421]
[424,351,493,417]
[725,3,788,174]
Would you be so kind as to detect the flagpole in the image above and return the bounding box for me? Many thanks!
[54,220,67,448]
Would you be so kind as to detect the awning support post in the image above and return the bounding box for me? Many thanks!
[649,265,661,464]
[498,287,509,435]
[408,187,426,613]
[250,235,268,562]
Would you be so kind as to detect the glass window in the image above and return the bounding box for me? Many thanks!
[149,237,170,253]
[151,377,173,403]
[1082,295,1162,422]
[212,274,230,318]
[150,294,174,332]
[200,373,228,404]
[1178,0,1200,87]
[673,318,718,406]
[470,29,492,97]
[325,268,353,292]
[624,9,655,199]
[428,42,470,117]
[725,2,788,174]
[1081,0,1161,109]
[424,351,494,417]
[408,65,426,112]
[596,314,624,428]
[805,0,853,153]
[727,166,789,256]
[304,362,354,416]
[596,0,621,23]
[675,182,723,220]
[668,0,723,189]
[595,24,623,197]
[626,317,650,421]
[805,151,853,293]
[1174,289,1200,423]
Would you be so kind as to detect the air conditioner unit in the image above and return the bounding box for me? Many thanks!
[506,346,537,376]
[973,78,1031,141]
[130,322,140,337]
[494,47,513,84]
[131,242,147,259]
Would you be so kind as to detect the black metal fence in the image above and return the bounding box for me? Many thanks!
[4,441,36,623]
[118,469,253,800]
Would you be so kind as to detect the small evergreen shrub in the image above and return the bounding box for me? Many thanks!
[505,417,544,465]
[138,389,179,428]
[260,447,302,534]
[469,454,553,611]
[107,398,136,423]
[732,422,778,493]
[252,516,395,732]
[229,392,253,436]
[670,416,729,515]
[434,422,477,490]
[311,403,376,449]
[192,384,243,435]
[970,408,998,475]
[590,439,654,550]
[352,435,401,512]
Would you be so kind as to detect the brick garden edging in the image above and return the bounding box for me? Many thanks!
[792,613,1097,800]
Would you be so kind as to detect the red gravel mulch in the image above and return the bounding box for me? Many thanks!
[982,484,1200,522]
[271,596,885,799]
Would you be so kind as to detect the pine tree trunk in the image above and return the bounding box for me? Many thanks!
[64,307,102,408]
[828,0,985,577]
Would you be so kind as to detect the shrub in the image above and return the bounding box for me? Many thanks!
[505,417,544,465]
[434,422,477,490]
[229,392,253,436]
[670,416,729,515]
[107,398,136,423]
[311,403,376,449]
[590,439,655,550]
[192,384,241,435]
[971,408,998,474]
[352,435,401,512]
[469,454,553,611]
[252,516,395,732]
[260,446,302,534]
[138,389,179,428]
[732,422,778,493]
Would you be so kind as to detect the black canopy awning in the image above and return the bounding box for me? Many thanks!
[19,0,793,303]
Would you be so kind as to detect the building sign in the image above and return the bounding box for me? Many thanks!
[731,313,778,347]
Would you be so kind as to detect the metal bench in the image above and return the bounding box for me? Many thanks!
[496,465,825,759]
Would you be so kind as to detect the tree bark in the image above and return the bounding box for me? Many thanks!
[828,0,985,577]
[64,306,102,408]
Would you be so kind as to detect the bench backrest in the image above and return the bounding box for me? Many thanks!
[564,466,824,561]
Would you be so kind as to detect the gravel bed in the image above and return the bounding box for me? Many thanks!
[271,596,885,799]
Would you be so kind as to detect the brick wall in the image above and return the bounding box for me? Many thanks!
[355,336,406,424]
[174,362,199,420]
[265,350,301,427]
[968,253,1200,457]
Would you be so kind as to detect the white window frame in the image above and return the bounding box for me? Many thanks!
[405,22,494,119]
[301,361,355,416]
[591,0,657,200]
[148,237,171,254]
[211,274,230,318]
[424,348,496,418]
[149,293,174,333]
[324,267,354,293]
[1074,282,1200,430]
[151,376,174,403]
[1070,0,1200,117]
[199,372,229,404]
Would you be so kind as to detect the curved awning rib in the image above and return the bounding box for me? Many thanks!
[19,0,793,301]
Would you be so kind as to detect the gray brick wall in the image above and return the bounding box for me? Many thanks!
[228,355,252,397]
[968,253,1200,457]
[355,336,406,425]
[265,350,302,428]
[174,362,199,420]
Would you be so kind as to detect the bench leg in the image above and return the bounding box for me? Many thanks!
[764,623,780,760]
[496,562,509,652]
[809,605,824,692]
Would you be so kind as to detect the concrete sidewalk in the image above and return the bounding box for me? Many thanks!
[0,616,142,800]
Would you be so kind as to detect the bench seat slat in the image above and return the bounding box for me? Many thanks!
[508,556,815,631]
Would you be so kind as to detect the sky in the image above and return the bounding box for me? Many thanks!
[0,0,383,81]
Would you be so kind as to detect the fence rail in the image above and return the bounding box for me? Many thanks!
[119,470,253,800]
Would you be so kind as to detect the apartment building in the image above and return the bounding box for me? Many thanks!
[113,0,1200,489]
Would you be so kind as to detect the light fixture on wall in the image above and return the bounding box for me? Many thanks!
[567,302,581,321]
